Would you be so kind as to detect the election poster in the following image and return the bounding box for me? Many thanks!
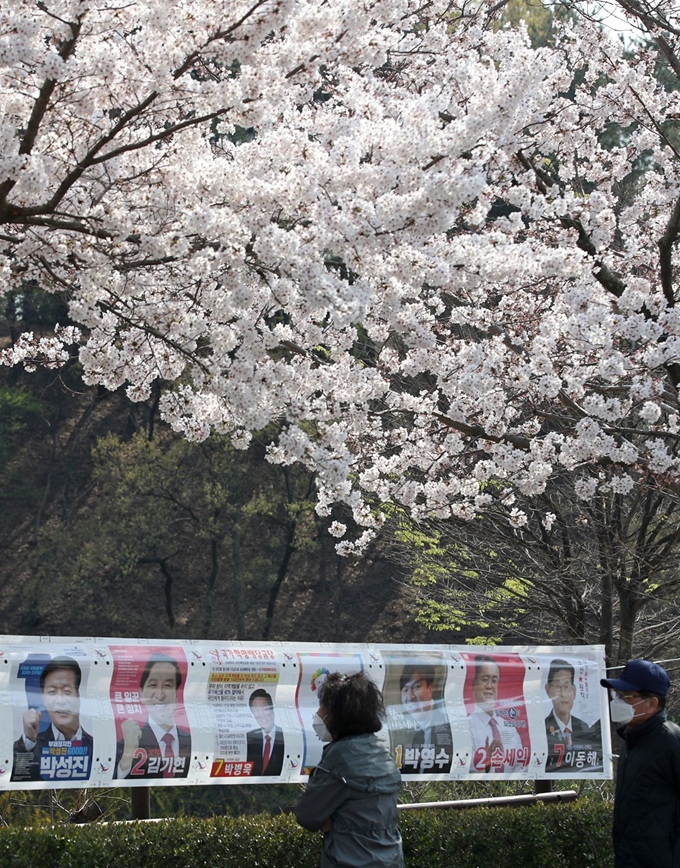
[462,650,531,775]
[109,644,191,781]
[541,654,604,775]
[295,650,365,774]
[204,645,282,780]
[383,650,454,775]
[0,637,614,789]
[9,646,94,784]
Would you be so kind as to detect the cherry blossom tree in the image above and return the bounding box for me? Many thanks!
[1,0,680,559]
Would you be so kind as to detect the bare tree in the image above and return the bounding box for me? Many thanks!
[389,477,680,664]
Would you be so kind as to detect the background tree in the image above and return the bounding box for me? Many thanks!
[378,0,680,666]
[26,429,319,639]
[389,476,680,662]
[498,0,575,47]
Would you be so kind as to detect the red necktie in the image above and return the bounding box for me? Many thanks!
[162,733,175,777]
[485,717,501,772]
[565,727,572,747]
[489,716,501,742]
[262,734,271,773]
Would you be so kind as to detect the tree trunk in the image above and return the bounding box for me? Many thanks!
[147,380,162,441]
[599,566,614,663]
[137,557,176,627]
[333,551,343,639]
[262,466,300,640]
[202,508,222,638]
[592,499,615,661]
[262,517,296,640]
[617,591,638,663]
[33,406,60,542]
[233,520,245,639]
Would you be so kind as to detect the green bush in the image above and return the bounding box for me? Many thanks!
[399,801,613,867]
[0,802,613,868]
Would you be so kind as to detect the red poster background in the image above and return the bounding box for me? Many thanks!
[108,644,190,739]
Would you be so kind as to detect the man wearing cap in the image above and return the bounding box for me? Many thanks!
[601,658,680,868]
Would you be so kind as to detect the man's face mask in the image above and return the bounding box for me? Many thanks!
[609,693,646,724]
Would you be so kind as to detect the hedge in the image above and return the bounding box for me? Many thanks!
[0,801,614,868]
[401,801,613,868]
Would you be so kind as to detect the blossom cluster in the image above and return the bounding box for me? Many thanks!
[1,0,679,547]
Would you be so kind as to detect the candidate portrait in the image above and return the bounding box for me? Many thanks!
[544,658,602,773]
[467,655,524,773]
[246,688,285,776]
[12,656,93,783]
[397,663,453,774]
[114,653,191,779]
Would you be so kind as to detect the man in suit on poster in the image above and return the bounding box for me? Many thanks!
[468,654,524,773]
[246,688,285,776]
[115,653,191,779]
[12,656,93,782]
[545,658,601,772]
[399,663,453,773]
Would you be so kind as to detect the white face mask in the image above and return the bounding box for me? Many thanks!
[609,695,644,724]
[312,712,333,742]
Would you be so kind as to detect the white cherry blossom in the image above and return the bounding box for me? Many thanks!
[0,0,679,548]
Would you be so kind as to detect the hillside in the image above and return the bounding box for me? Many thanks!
[0,359,440,647]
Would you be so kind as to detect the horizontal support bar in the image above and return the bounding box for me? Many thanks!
[397,790,578,811]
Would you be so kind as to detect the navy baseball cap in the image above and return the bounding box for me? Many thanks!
[600,659,670,696]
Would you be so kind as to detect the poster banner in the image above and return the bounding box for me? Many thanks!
[462,651,531,774]
[205,644,281,780]
[0,637,612,789]
[383,650,454,775]
[109,645,192,781]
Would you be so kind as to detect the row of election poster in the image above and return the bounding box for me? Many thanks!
[0,637,612,788]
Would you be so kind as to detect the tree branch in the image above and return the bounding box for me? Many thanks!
[0,12,85,205]
[433,413,532,449]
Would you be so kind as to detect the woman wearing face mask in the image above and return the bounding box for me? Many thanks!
[293,671,403,868]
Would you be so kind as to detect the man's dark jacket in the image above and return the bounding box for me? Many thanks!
[613,710,680,868]
[545,710,602,772]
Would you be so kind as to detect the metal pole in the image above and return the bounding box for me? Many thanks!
[131,787,151,820]
[397,790,577,811]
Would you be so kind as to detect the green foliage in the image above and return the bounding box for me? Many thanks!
[497,0,575,48]
[0,385,43,499]
[0,815,318,868]
[465,634,503,646]
[151,782,300,821]
[2,283,70,327]
[414,598,487,632]
[27,429,318,638]
[0,386,41,463]
[400,801,613,867]
[392,514,518,643]
[0,802,614,868]
[0,788,131,826]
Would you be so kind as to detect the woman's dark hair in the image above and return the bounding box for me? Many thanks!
[319,671,385,738]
